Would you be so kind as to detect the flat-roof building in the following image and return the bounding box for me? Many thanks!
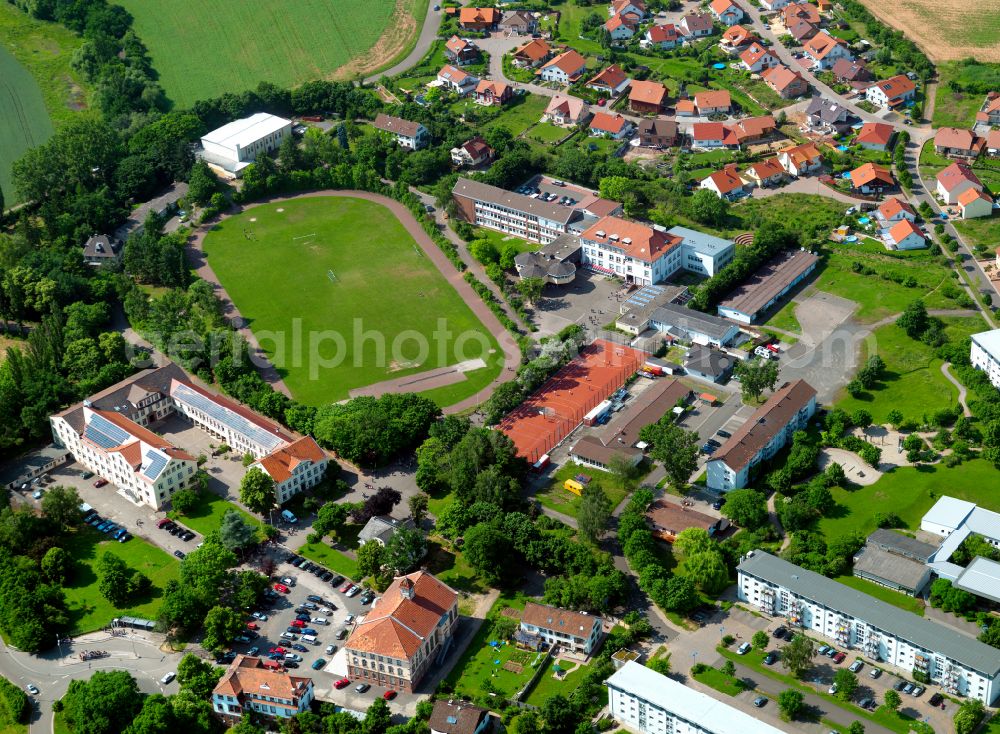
[738,550,1000,703]
[648,302,741,347]
[852,545,932,596]
[922,496,1000,595]
[666,226,736,277]
[600,379,691,449]
[200,113,292,175]
[706,380,817,490]
[717,249,819,323]
[970,329,1000,390]
[607,661,790,734]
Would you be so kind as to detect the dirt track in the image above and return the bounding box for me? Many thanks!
[858,0,1000,62]
[187,190,520,413]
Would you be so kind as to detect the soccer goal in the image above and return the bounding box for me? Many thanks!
[327,270,337,283]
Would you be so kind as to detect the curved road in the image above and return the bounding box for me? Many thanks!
[364,1,446,83]
[186,191,521,414]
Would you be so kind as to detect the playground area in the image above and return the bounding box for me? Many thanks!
[499,340,646,462]
[449,633,588,702]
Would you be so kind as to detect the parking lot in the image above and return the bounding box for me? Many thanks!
[228,550,425,715]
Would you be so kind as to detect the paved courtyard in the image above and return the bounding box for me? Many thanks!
[534,271,629,338]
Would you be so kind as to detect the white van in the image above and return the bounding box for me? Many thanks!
[281,509,298,523]
[302,635,319,645]
[311,617,328,626]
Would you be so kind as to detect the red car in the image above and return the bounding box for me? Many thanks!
[247,622,259,631]
[273,583,289,594]
[156,518,171,528]
[291,619,306,628]
[93,478,108,488]
[383,690,397,700]
[268,647,286,654]
[833,652,846,663]
[766,343,780,353]
[334,678,351,690]
[340,581,354,593]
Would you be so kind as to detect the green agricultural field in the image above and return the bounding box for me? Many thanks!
[835,316,986,422]
[0,3,87,205]
[62,527,180,635]
[115,0,427,106]
[203,196,502,407]
[817,459,1000,543]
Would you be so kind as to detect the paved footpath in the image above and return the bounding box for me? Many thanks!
[186,191,521,413]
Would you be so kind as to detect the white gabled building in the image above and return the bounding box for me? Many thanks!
[738,550,1000,704]
[199,113,293,176]
[970,329,1000,390]
[519,602,604,655]
[372,114,430,150]
[50,406,197,511]
[706,380,817,490]
[607,661,788,734]
[249,436,329,506]
[212,655,314,723]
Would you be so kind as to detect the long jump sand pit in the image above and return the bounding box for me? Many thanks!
[499,339,646,463]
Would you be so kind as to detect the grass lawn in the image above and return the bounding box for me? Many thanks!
[202,196,502,407]
[472,227,535,255]
[529,122,573,145]
[62,527,180,635]
[952,213,1000,253]
[523,657,593,706]
[835,317,986,423]
[169,491,265,539]
[933,63,992,129]
[535,461,637,518]
[692,666,745,696]
[817,459,1000,543]
[813,245,959,323]
[424,539,487,595]
[483,94,549,137]
[53,712,70,734]
[448,635,549,700]
[298,540,359,580]
[833,575,926,616]
[116,0,426,106]
[0,2,87,205]
[765,299,802,334]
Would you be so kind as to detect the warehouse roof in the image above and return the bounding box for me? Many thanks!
[866,529,937,561]
[954,557,1000,604]
[718,249,818,318]
[649,302,737,342]
[739,550,1000,675]
[852,546,929,592]
[600,379,690,448]
[607,662,788,734]
[202,113,290,150]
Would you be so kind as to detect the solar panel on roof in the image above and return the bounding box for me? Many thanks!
[143,450,168,479]
[84,412,132,449]
[172,383,285,452]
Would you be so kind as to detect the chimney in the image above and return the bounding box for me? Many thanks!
[400,577,415,599]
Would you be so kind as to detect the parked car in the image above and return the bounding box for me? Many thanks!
[173,550,186,559]
[291,620,306,628]
[912,685,924,697]
[118,532,132,543]
[306,595,323,603]
[928,693,943,707]
[355,683,370,694]
[869,668,882,679]
[301,602,318,610]
[301,628,317,636]
[849,660,863,673]
[340,581,354,593]
[330,575,345,587]
[296,614,311,622]
[181,531,195,542]
[753,697,768,708]
[359,591,375,605]
[716,429,731,438]
[249,646,260,656]
[247,622,259,631]
[273,583,289,594]
[335,679,351,689]
[94,478,109,488]
[284,661,299,668]
[858,698,875,710]
[312,658,326,670]
[251,612,268,621]
[82,471,95,479]
[833,652,846,663]
[763,652,777,665]
[737,642,751,655]
[383,691,397,700]
[712,499,724,510]
[291,644,308,653]
[280,632,298,641]
[828,683,838,695]
[818,645,831,656]
[902,682,915,694]
[325,644,338,655]
[772,626,787,639]
[346,586,361,597]
[893,680,907,691]
[825,647,838,658]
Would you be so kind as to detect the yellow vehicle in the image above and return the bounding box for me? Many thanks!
[563,479,584,496]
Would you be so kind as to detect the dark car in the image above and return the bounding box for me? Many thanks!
[181,531,195,542]
[296,614,311,622]
[329,575,345,587]
[321,571,333,582]
[118,532,132,543]
[825,647,838,658]
[894,680,907,691]
[716,429,732,438]
[306,595,323,603]
[302,562,316,572]
[753,697,768,708]
[290,557,305,567]
[763,652,777,666]
[772,626,787,639]
[712,500,724,510]
[706,438,721,448]
[162,521,176,531]
[359,591,375,605]
[173,550,186,559]
[286,626,301,634]
[284,661,299,668]
[311,566,324,577]
[929,693,943,706]
[700,443,717,455]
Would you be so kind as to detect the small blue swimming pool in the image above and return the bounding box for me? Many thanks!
[858,216,870,224]
[713,63,726,69]
[845,235,858,242]
[837,145,849,151]
[841,171,851,179]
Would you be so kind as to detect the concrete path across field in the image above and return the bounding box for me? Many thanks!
[186,191,520,413]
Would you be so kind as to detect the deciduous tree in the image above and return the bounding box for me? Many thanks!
[201,605,244,652]
[639,419,699,490]
[778,689,805,721]
[578,483,612,544]
[780,634,815,679]
[734,358,779,402]
[239,468,275,516]
[219,509,256,550]
[721,489,768,529]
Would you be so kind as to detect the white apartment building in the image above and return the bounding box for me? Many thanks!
[706,380,817,490]
[519,602,604,655]
[50,407,197,510]
[738,550,1000,704]
[452,177,579,244]
[666,226,735,277]
[607,661,788,734]
[199,113,292,176]
[249,436,329,505]
[970,329,1000,389]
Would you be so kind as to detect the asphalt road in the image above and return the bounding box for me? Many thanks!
[365,1,447,82]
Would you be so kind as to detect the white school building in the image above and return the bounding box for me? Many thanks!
[199,113,293,176]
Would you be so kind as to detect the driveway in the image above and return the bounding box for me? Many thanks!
[752,176,865,204]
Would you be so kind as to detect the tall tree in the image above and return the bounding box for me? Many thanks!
[780,634,815,679]
[218,509,256,550]
[734,359,780,402]
[578,483,612,544]
[239,468,275,516]
[639,419,699,490]
[721,489,768,529]
[384,527,427,573]
[407,493,429,527]
[356,541,387,580]
[201,605,244,652]
[833,669,858,700]
[62,670,143,734]
[41,485,83,529]
[778,689,805,721]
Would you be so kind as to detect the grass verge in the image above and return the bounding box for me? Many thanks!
[298,541,359,580]
[169,491,265,540]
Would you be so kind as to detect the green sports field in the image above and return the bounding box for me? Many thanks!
[116,0,426,107]
[202,196,502,407]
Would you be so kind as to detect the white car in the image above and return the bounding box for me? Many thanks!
[26,684,39,695]
[284,653,302,662]
[828,683,838,695]
[345,614,356,625]
[281,577,296,587]
[320,608,334,616]
[325,644,337,654]
[311,617,329,625]
[161,672,176,685]
[251,611,268,621]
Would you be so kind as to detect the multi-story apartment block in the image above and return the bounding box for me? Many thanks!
[345,571,459,693]
[738,550,1000,703]
[212,655,314,723]
[970,329,1000,389]
[607,661,788,734]
[518,602,604,655]
[706,380,817,490]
